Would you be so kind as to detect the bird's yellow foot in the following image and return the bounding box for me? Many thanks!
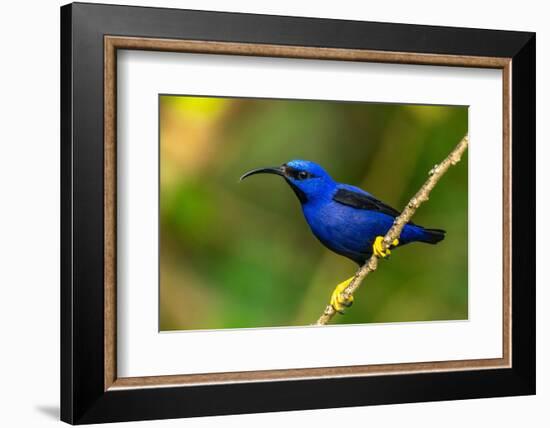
[373,236,399,258]
[330,277,354,314]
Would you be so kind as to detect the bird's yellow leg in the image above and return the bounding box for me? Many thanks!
[373,236,399,258]
[330,238,400,314]
[330,277,354,314]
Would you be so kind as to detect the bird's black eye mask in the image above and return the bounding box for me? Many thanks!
[281,165,315,203]
[283,165,315,181]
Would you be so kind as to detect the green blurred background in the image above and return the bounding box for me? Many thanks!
[159,95,468,331]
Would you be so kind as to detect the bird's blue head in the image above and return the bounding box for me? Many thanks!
[240,159,336,204]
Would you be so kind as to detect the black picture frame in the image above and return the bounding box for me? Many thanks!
[61,2,535,424]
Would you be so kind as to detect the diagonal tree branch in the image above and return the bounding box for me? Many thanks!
[315,134,469,326]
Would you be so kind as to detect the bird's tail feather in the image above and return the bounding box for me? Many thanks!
[419,228,446,244]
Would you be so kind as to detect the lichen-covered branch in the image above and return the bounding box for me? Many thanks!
[315,134,469,326]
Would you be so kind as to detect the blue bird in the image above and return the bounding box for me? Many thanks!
[240,160,445,313]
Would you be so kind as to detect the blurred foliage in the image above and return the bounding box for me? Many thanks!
[159,95,468,331]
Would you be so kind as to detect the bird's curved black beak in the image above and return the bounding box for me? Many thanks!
[239,166,285,181]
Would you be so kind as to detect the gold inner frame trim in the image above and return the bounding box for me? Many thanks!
[104,35,512,391]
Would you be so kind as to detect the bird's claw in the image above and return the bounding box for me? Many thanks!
[330,277,354,314]
[373,236,399,258]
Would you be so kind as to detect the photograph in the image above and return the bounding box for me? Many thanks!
[159,95,468,331]
[54,1,536,425]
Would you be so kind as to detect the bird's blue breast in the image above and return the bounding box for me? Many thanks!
[302,198,425,265]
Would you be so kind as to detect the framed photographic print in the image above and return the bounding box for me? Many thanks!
[60,2,535,424]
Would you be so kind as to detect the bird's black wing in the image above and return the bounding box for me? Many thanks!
[332,187,403,219]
